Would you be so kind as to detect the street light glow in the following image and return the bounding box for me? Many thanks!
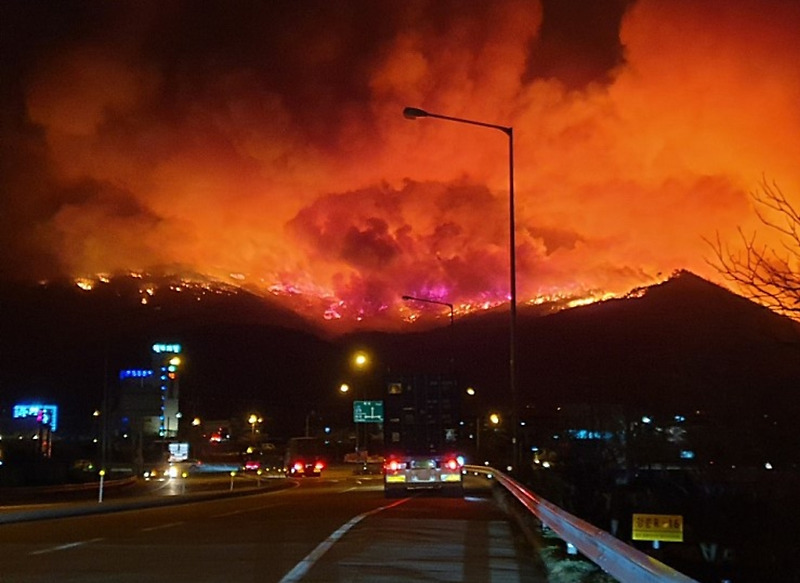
[353,352,369,369]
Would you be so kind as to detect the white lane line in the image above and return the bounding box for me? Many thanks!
[278,498,410,583]
[212,508,248,518]
[29,537,104,556]
[212,501,288,518]
[140,521,184,532]
[251,502,288,511]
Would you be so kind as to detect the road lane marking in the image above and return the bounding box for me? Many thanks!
[29,537,104,555]
[278,498,410,583]
[212,509,248,518]
[211,501,288,518]
[140,521,184,532]
[251,502,288,511]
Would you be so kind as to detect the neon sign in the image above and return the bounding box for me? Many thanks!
[13,404,58,432]
[152,343,182,354]
[119,369,154,380]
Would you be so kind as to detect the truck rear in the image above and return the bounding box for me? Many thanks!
[284,436,326,477]
[382,375,465,498]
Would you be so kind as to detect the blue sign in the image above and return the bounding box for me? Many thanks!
[119,369,154,380]
[13,403,58,432]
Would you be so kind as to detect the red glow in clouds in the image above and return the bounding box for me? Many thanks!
[2,1,800,330]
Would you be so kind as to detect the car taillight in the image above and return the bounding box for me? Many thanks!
[293,461,304,472]
[314,461,324,471]
[444,458,461,471]
[385,459,406,471]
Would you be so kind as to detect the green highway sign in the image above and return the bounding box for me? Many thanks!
[353,400,384,423]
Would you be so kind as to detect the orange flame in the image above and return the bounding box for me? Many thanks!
[4,1,799,330]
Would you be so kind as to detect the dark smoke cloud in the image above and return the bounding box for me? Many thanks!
[1,0,799,328]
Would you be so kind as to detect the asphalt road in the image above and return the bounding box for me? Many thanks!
[0,471,580,583]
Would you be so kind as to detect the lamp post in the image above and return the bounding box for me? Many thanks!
[403,106,519,469]
[401,295,454,326]
[401,294,455,371]
[349,351,370,454]
[248,414,262,440]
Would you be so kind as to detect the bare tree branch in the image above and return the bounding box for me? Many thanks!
[705,176,800,317]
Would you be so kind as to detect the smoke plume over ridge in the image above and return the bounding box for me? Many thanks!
[2,0,799,329]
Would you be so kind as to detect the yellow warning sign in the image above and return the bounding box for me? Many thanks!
[632,513,683,542]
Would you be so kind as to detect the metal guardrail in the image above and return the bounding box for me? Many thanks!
[464,465,699,583]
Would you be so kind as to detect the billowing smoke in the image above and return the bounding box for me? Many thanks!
[2,0,799,329]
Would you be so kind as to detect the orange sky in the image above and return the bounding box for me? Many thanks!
[3,0,800,329]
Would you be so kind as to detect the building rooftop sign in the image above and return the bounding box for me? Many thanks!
[119,369,154,380]
[152,343,182,354]
[13,403,58,432]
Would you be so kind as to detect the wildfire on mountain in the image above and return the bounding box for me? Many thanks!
[64,270,667,330]
[3,1,800,330]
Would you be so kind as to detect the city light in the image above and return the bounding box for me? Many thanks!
[13,404,58,432]
[352,351,369,369]
[152,343,182,354]
[119,369,153,380]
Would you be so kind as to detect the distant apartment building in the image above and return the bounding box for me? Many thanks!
[117,343,182,439]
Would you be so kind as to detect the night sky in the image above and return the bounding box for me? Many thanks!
[2,0,800,330]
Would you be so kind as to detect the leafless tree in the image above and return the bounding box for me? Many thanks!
[707,177,800,318]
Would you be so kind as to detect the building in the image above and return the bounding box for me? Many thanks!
[117,343,182,439]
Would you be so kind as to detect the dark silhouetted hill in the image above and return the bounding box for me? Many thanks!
[2,270,799,437]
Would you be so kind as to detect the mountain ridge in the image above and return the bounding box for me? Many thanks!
[1,270,798,437]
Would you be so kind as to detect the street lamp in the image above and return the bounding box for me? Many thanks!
[248,414,262,439]
[349,351,371,454]
[403,106,519,469]
[401,295,454,326]
[402,294,455,371]
[352,351,369,370]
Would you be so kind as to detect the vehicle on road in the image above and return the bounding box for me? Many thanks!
[382,375,465,498]
[144,458,202,480]
[284,437,325,477]
[241,451,285,476]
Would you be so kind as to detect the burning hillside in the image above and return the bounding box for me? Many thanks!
[3,1,800,331]
[59,269,650,332]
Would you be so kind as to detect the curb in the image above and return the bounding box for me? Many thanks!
[0,479,294,525]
